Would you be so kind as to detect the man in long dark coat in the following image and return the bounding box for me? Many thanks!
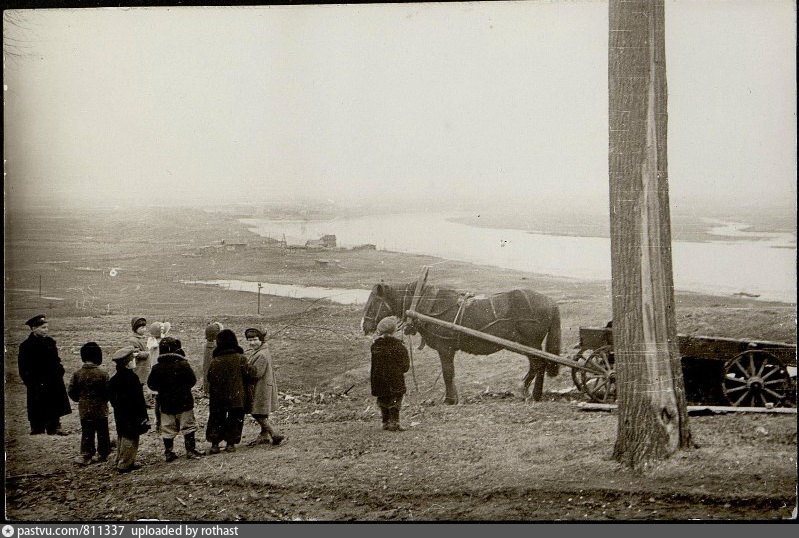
[17,314,72,435]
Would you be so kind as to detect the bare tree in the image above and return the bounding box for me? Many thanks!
[608,0,692,469]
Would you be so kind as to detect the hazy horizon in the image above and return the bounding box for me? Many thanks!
[4,1,796,215]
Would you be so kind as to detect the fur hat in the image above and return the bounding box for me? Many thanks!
[25,314,47,328]
[205,322,224,341]
[377,316,398,335]
[131,316,147,332]
[159,336,182,355]
[111,346,136,364]
[80,342,103,364]
[244,327,267,342]
[214,329,243,356]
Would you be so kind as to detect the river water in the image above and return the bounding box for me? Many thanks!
[238,213,796,303]
[181,280,371,305]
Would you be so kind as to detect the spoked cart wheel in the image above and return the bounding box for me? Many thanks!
[571,348,590,393]
[577,345,617,403]
[722,350,791,407]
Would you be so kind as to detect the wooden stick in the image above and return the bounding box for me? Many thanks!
[576,402,797,414]
[405,310,605,375]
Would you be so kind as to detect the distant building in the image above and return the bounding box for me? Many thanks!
[198,240,247,254]
[305,234,337,249]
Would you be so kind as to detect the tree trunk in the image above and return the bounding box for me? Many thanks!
[608,0,692,468]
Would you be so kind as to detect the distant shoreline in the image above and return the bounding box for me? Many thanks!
[446,214,797,246]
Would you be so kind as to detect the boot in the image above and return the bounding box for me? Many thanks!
[74,455,92,466]
[163,438,178,462]
[184,433,205,459]
[270,433,285,446]
[388,408,405,431]
[247,432,271,447]
[208,443,221,455]
[380,406,391,430]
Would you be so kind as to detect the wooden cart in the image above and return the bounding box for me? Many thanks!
[571,326,797,407]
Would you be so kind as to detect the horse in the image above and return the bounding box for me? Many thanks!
[361,281,561,404]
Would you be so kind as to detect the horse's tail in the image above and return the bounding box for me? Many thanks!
[545,303,561,377]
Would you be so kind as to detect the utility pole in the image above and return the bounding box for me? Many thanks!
[608,0,691,468]
[257,282,262,314]
[39,275,42,298]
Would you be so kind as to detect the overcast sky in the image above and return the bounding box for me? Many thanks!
[3,1,796,212]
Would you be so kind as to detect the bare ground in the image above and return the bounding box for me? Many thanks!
[4,207,797,521]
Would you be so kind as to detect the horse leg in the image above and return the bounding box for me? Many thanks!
[522,356,535,397]
[438,349,458,405]
[530,357,546,402]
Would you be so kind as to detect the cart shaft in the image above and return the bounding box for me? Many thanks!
[405,310,604,375]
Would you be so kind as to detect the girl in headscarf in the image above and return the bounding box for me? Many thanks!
[145,321,171,431]
[244,327,285,447]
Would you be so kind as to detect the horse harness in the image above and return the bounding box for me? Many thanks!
[363,293,395,331]
[405,287,544,347]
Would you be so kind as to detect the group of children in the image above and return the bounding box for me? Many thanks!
[66,316,284,473]
[23,310,412,474]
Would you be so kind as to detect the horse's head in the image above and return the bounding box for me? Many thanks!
[361,283,400,335]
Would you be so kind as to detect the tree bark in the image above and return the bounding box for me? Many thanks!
[608,0,692,468]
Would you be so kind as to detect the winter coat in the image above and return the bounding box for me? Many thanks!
[245,343,279,415]
[128,333,150,359]
[126,334,154,385]
[109,367,149,438]
[147,353,196,415]
[370,336,410,398]
[18,333,72,423]
[67,363,110,419]
[207,346,255,410]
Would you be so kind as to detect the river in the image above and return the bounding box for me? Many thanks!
[239,213,796,303]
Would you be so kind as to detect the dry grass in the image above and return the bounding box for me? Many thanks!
[4,206,796,521]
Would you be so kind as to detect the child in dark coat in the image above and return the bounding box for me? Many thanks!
[206,329,255,453]
[147,337,204,461]
[67,342,111,465]
[109,347,150,473]
[370,317,410,431]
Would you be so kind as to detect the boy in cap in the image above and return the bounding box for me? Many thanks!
[244,327,285,447]
[206,329,255,453]
[68,342,111,465]
[17,314,72,435]
[201,322,224,395]
[370,316,410,431]
[109,347,150,473]
[147,337,204,461]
